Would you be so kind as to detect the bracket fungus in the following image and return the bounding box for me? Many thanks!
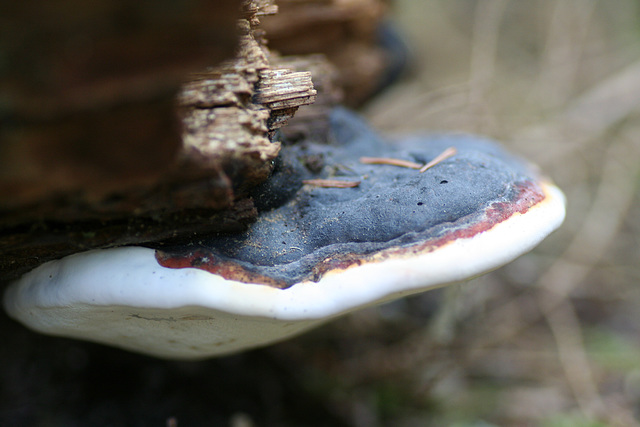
[3,109,565,359]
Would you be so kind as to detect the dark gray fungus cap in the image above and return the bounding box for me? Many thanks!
[3,108,565,359]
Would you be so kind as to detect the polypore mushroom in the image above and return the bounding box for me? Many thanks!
[3,108,565,359]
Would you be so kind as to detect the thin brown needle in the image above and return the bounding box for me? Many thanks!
[302,179,361,188]
[359,157,423,169]
[419,147,458,173]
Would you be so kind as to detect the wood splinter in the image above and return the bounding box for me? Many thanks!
[302,179,361,188]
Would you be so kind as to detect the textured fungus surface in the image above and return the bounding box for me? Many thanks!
[157,109,546,288]
[3,109,566,359]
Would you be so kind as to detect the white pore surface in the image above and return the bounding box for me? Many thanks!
[3,182,566,359]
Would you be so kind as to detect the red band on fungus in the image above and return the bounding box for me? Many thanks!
[155,181,545,287]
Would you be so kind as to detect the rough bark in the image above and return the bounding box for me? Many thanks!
[0,0,241,206]
[0,0,317,282]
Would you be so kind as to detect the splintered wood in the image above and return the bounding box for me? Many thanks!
[255,69,317,129]
[179,1,316,187]
[261,0,389,106]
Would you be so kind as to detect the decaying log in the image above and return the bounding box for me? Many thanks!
[0,0,317,282]
[0,0,241,207]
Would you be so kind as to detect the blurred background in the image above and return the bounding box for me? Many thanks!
[273,0,640,425]
[3,1,640,426]
[333,1,640,425]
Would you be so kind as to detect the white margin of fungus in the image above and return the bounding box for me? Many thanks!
[3,181,565,358]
